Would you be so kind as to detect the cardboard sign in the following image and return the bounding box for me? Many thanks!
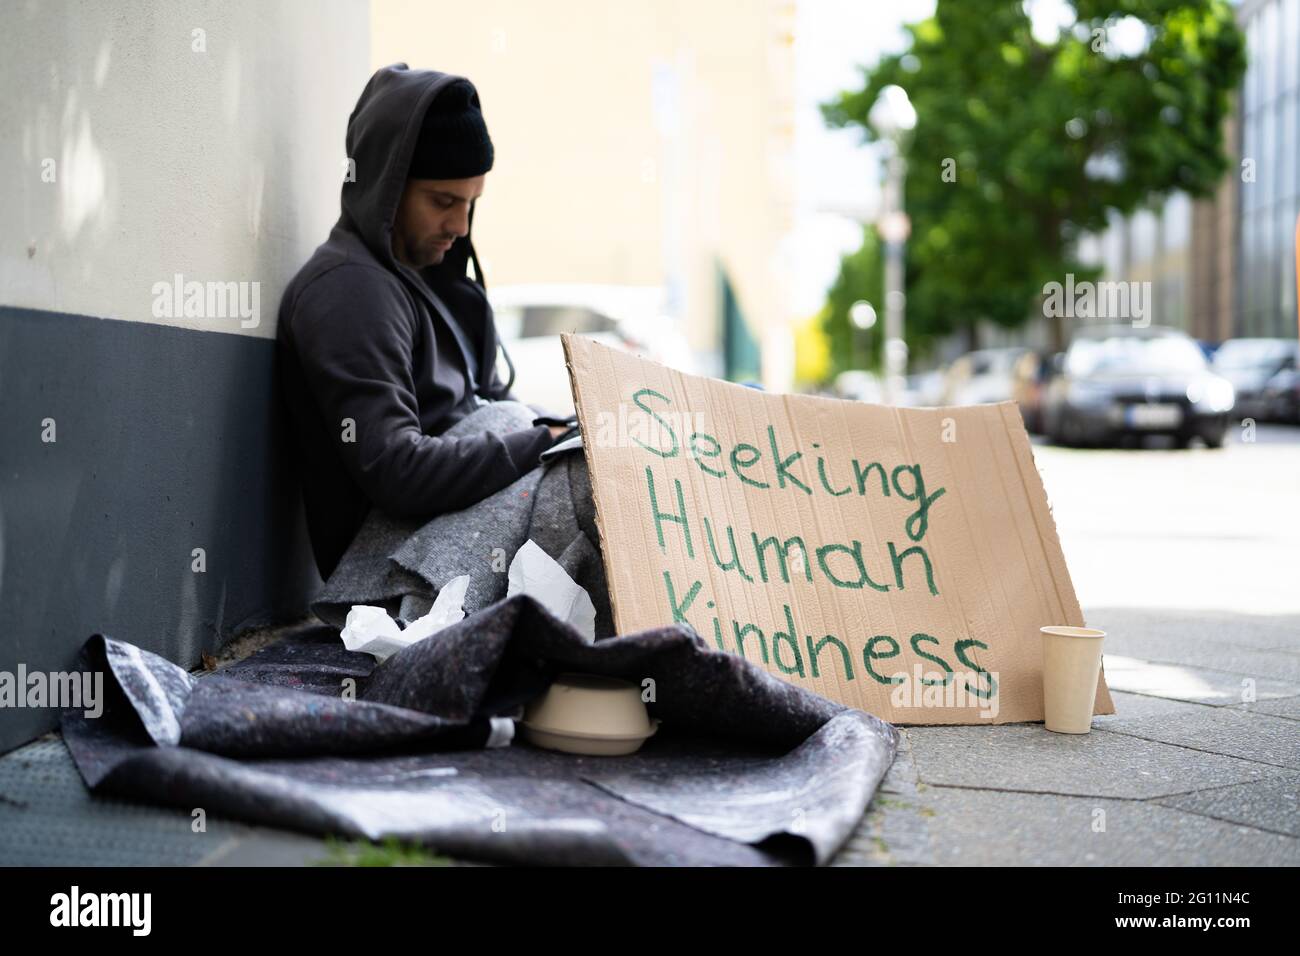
[563,335,1114,725]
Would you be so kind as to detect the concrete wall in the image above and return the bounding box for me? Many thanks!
[0,0,372,752]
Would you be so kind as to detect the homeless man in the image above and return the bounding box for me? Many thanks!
[276,65,605,629]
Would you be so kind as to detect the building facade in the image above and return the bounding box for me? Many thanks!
[371,0,799,384]
[1093,0,1299,344]
[1238,0,1300,338]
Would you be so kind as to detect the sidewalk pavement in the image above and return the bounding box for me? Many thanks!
[2,607,1296,866]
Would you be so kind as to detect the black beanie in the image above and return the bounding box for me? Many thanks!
[407,78,494,179]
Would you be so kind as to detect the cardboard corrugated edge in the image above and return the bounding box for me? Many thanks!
[996,402,1115,716]
[562,333,1114,720]
[563,333,629,637]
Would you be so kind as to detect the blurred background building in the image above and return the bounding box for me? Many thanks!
[1237,0,1300,338]
[371,0,798,387]
[1076,0,1298,346]
[371,0,935,399]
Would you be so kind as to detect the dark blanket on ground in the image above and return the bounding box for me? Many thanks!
[60,595,899,866]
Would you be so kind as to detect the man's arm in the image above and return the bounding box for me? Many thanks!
[290,268,554,519]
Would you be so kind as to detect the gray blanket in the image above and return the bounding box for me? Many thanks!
[313,401,616,637]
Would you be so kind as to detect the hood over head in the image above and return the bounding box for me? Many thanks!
[340,63,489,288]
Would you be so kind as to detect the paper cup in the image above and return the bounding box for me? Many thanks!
[1040,626,1106,734]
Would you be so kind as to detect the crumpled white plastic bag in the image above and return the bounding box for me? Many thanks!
[340,540,597,661]
[339,574,471,662]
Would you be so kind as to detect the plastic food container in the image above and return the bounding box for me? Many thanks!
[520,673,660,756]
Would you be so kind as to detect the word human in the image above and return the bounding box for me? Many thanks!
[648,467,940,594]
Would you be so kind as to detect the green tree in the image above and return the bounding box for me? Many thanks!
[821,0,1245,360]
[822,224,884,376]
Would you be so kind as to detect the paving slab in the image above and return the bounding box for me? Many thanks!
[1102,654,1300,705]
[904,723,1275,799]
[1084,607,1300,653]
[1235,696,1300,721]
[196,830,336,866]
[1099,634,1300,684]
[0,735,313,866]
[1094,689,1195,720]
[915,787,1299,866]
[1094,692,1300,770]
[832,731,936,866]
[1154,772,1300,838]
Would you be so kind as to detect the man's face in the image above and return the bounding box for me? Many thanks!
[391,175,486,269]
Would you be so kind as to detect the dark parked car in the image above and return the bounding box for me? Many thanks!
[1262,367,1300,424]
[1211,338,1299,421]
[1042,326,1235,449]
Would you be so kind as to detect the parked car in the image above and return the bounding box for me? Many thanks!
[488,284,696,413]
[900,369,946,407]
[940,347,1029,406]
[1010,350,1059,434]
[1041,325,1235,448]
[1262,366,1300,424]
[833,370,885,404]
[1211,338,1299,421]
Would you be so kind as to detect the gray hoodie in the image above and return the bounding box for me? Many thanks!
[277,64,554,579]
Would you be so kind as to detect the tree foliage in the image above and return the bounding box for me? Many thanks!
[824,225,885,374]
[820,0,1246,371]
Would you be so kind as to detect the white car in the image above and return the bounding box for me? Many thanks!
[833,370,885,404]
[488,284,696,414]
[940,347,1030,405]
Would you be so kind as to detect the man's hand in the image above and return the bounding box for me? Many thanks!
[533,413,579,443]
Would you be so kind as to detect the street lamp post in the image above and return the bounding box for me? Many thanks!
[849,299,877,373]
[869,85,915,405]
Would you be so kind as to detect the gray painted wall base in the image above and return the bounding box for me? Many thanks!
[0,306,323,752]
